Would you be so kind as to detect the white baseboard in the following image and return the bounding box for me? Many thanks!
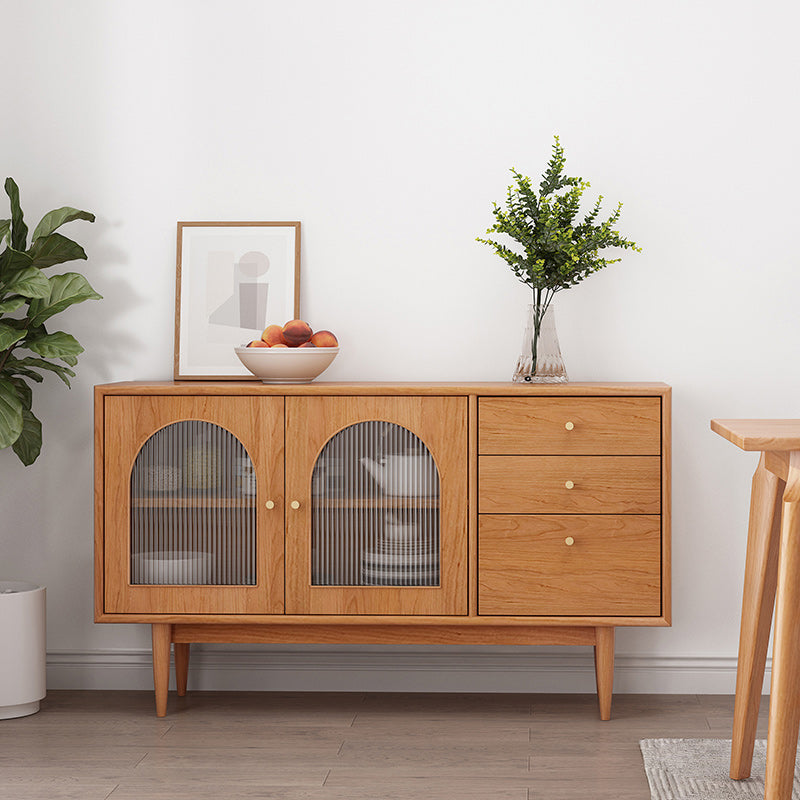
[45,647,762,694]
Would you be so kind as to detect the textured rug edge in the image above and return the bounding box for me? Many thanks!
[639,738,773,800]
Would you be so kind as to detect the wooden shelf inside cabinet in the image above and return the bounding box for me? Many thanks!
[311,497,440,509]
[132,496,257,509]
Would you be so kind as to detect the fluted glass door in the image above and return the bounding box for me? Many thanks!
[311,421,440,587]
[285,395,468,615]
[103,395,284,615]
[130,420,258,586]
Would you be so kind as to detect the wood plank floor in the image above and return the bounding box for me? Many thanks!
[0,691,769,799]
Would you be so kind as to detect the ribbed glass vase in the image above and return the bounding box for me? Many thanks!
[512,303,568,383]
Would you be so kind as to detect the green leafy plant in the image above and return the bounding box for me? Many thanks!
[0,178,101,465]
[477,136,640,375]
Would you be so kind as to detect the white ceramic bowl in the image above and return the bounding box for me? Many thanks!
[133,551,214,585]
[234,345,339,383]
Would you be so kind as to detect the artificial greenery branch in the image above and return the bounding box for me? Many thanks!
[0,178,101,464]
[477,136,640,375]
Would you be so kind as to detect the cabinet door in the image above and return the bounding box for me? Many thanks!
[285,396,468,615]
[103,396,284,614]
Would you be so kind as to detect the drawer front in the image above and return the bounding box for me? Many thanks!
[478,515,662,616]
[479,455,661,514]
[478,397,661,455]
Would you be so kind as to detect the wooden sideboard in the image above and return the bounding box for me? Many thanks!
[94,381,671,717]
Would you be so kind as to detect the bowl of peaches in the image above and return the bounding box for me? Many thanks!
[235,319,339,383]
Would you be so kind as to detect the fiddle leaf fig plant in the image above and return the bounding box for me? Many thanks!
[0,178,101,465]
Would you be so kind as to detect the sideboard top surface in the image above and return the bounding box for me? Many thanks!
[95,381,671,397]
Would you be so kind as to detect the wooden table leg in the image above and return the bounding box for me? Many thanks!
[594,626,614,721]
[152,623,172,718]
[174,642,190,697]
[731,454,784,779]
[765,461,800,800]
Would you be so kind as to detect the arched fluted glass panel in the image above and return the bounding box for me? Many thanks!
[130,421,257,585]
[311,421,440,586]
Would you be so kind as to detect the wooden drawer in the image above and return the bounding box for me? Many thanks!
[478,397,661,455]
[478,515,662,616]
[479,455,661,514]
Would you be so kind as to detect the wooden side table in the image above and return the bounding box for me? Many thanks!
[711,419,800,799]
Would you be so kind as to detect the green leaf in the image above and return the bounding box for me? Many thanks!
[6,356,75,386]
[1,265,50,299]
[0,377,24,449]
[27,272,102,326]
[12,408,42,465]
[31,206,95,242]
[25,331,84,359]
[4,178,28,252]
[0,246,34,274]
[0,218,10,243]
[0,296,25,314]
[3,362,44,383]
[0,322,27,350]
[9,377,32,410]
[28,232,87,268]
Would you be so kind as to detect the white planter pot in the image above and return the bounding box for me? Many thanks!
[0,581,46,719]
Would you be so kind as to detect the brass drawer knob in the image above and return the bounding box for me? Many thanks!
[565,421,574,431]
[564,480,575,490]
[290,500,301,510]
[565,537,575,546]
[265,500,275,510]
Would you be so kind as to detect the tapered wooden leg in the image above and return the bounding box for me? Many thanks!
[731,454,784,779]
[152,623,172,718]
[174,643,190,697]
[594,626,614,721]
[765,495,800,799]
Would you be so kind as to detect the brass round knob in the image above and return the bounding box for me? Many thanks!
[290,500,300,510]
[565,421,574,431]
[565,537,575,546]
[265,500,275,510]
[565,480,575,490]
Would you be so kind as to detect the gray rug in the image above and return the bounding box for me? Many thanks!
[640,739,800,799]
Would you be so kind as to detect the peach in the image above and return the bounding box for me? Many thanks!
[247,339,269,347]
[299,341,317,348]
[261,324,284,346]
[270,342,289,348]
[310,330,338,348]
[281,319,313,347]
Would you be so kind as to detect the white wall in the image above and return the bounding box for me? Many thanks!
[2,0,799,693]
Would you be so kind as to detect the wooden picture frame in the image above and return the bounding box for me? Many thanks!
[174,221,301,380]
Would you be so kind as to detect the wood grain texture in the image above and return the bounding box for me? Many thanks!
[712,418,800,451]
[661,389,672,624]
[594,626,615,721]
[175,643,190,696]
[152,623,172,718]
[96,381,671,397]
[94,382,671,721]
[478,515,661,616]
[102,395,285,615]
[468,394,478,616]
[730,453,784,780]
[96,611,671,626]
[5,690,733,800]
[478,455,661,514]
[284,395,468,615]
[171,623,597,645]
[764,452,800,799]
[479,396,661,455]
[93,386,106,622]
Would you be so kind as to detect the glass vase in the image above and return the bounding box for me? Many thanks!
[512,302,568,383]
